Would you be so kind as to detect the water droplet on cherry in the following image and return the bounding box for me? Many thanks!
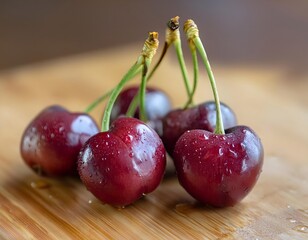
[229,149,238,158]
[218,148,224,156]
[124,135,133,143]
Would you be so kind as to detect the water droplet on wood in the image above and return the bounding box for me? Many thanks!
[30,179,50,189]
[293,225,308,233]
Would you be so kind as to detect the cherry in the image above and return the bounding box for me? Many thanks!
[159,16,237,157]
[110,85,172,135]
[172,19,264,207]
[20,105,99,176]
[78,32,166,206]
[173,127,263,207]
[78,117,166,206]
[111,86,171,121]
[162,101,237,156]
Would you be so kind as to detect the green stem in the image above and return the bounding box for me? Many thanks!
[139,58,151,122]
[147,42,169,80]
[193,37,225,134]
[174,39,192,103]
[184,44,198,108]
[101,31,159,131]
[84,89,112,113]
[166,16,192,104]
[84,62,142,113]
[101,63,142,131]
[126,42,170,117]
[126,92,139,117]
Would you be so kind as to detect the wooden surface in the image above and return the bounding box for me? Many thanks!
[0,44,307,239]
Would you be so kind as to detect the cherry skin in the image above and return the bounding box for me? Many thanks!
[78,117,166,207]
[161,101,237,157]
[111,85,171,121]
[173,126,264,207]
[110,86,172,135]
[20,105,99,176]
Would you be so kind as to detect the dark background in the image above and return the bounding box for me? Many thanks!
[1,0,308,73]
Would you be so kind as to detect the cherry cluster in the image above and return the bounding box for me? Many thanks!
[20,17,263,208]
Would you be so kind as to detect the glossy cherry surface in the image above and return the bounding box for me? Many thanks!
[20,105,99,176]
[173,126,263,207]
[162,101,237,156]
[110,86,171,135]
[78,117,166,207]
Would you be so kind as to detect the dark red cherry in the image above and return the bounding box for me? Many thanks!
[110,86,171,135]
[173,126,264,207]
[78,117,166,207]
[20,105,99,176]
[161,101,237,156]
[111,86,171,121]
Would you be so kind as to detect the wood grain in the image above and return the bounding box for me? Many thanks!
[0,44,307,239]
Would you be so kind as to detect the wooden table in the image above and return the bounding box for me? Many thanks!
[0,43,307,239]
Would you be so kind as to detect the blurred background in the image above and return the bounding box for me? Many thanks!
[1,0,308,73]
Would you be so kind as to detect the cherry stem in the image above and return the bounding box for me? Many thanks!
[139,58,151,122]
[126,42,169,118]
[84,89,112,113]
[184,19,225,134]
[101,32,159,132]
[147,42,169,80]
[174,39,191,106]
[184,42,198,108]
[166,16,192,107]
[126,16,181,117]
[84,68,142,113]
[126,92,139,117]
[101,63,143,131]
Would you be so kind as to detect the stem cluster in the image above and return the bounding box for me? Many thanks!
[85,17,225,135]
[101,32,159,132]
[184,19,225,134]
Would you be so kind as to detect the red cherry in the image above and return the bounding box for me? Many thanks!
[171,19,265,207]
[110,86,171,136]
[173,126,263,207]
[78,117,166,206]
[162,101,237,156]
[111,86,171,121]
[20,105,99,176]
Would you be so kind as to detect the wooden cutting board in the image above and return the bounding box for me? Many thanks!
[0,44,307,239]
